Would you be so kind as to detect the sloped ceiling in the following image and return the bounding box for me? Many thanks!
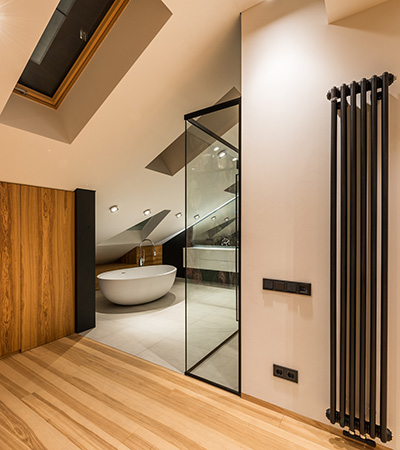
[324,0,390,23]
[0,0,259,264]
[0,0,390,264]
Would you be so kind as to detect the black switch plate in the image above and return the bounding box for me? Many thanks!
[263,278,311,296]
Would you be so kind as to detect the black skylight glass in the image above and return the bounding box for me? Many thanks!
[18,0,114,97]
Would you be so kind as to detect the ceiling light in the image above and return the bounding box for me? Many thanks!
[194,214,200,220]
[109,205,119,213]
[225,217,229,222]
[143,209,151,216]
[211,216,216,221]
[218,150,227,158]
[175,212,182,218]
[214,146,220,152]
[232,157,238,162]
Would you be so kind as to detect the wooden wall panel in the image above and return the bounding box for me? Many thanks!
[0,183,21,357]
[117,245,163,266]
[21,186,75,351]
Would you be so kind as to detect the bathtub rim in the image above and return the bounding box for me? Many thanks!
[97,264,177,281]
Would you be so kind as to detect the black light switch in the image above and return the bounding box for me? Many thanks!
[274,280,285,292]
[263,279,274,290]
[285,282,297,293]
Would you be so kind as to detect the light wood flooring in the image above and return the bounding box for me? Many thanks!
[0,335,377,449]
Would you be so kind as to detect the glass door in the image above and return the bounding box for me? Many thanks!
[185,99,240,393]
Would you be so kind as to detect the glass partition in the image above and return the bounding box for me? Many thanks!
[185,99,240,393]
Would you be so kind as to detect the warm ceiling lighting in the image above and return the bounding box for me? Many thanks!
[211,216,216,221]
[194,214,200,220]
[143,209,151,216]
[175,212,182,218]
[109,205,119,213]
[232,157,238,162]
[218,150,227,158]
[214,146,220,152]
[225,217,229,222]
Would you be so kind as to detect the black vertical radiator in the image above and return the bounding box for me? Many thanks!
[326,72,395,448]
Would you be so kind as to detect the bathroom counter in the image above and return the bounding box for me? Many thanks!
[184,246,236,272]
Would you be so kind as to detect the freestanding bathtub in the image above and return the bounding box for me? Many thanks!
[97,265,177,306]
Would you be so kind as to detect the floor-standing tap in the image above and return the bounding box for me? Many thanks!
[139,239,156,266]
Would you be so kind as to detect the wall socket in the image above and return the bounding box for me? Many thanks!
[273,364,298,383]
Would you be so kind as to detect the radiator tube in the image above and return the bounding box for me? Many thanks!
[339,84,348,427]
[349,81,357,432]
[359,78,367,436]
[330,87,338,424]
[380,72,389,444]
[369,75,378,439]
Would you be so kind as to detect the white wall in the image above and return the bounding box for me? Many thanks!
[241,0,400,447]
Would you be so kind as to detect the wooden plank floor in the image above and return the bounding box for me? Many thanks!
[0,335,376,450]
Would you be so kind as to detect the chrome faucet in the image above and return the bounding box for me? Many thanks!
[139,238,156,267]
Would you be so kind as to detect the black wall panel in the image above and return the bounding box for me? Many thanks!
[75,188,96,332]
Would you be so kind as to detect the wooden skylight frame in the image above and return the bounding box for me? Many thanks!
[13,0,130,110]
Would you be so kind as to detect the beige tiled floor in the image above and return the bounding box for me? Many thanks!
[81,278,186,372]
[191,334,239,391]
[81,277,239,390]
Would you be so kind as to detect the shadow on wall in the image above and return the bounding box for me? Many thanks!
[261,287,314,322]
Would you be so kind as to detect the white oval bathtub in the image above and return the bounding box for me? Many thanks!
[97,265,177,306]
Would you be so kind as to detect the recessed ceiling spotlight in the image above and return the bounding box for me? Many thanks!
[218,150,227,158]
[214,146,220,152]
[225,217,229,222]
[194,214,200,220]
[232,157,238,162]
[143,209,151,216]
[109,205,119,213]
[175,212,182,218]
[211,216,216,221]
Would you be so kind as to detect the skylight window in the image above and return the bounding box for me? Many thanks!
[14,0,128,109]
[30,0,76,66]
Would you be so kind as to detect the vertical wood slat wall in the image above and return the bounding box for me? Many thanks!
[21,185,75,352]
[0,183,21,357]
[117,245,163,266]
[0,182,75,357]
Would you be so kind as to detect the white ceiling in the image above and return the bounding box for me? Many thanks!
[0,0,390,263]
